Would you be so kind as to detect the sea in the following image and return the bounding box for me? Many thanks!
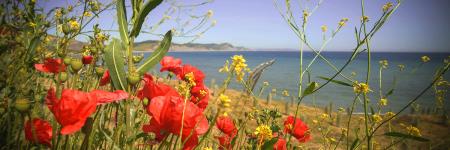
[143,51,450,112]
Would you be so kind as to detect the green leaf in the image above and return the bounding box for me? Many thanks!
[25,36,41,62]
[136,30,172,74]
[386,89,394,97]
[384,132,430,142]
[130,0,163,38]
[261,138,279,150]
[303,82,318,96]
[116,0,129,45]
[350,138,359,150]
[104,38,128,90]
[318,76,352,87]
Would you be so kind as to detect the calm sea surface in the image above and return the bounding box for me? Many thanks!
[143,51,450,112]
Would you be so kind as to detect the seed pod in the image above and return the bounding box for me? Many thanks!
[62,24,70,34]
[15,98,31,112]
[70,59,83,71]
[95,67,104,76]
[63,57,72,65]
[142,97,149,106]
[127,73,141,85]
[57,72,68,82]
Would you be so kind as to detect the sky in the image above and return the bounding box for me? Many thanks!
[39,0,450,52]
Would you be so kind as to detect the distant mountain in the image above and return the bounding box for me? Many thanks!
[134,40,247,52]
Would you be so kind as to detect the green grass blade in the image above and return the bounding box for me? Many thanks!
[116,0,129,45]
[129,0,163,38]
[136,30,172,75]
[104,38,128,90]
[384,132,430,142]
[318,76,353,87]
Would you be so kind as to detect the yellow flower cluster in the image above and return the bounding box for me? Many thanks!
[384,111,395,119]
[282,90,289,97]
[398,64,405,71]
[379,59,388,68]
[263,81,269,86]
[406,125,421,136]
[254,125,273,142]
[68,19,79,30]
[361,15,369,22]
[338,18,349,27]
[353,81,371,94]
[372,114,383,123]
[421,55,430,63]
[185,72,197,87]
[321,25,328,32]
[231,55,249,81]
[219,94,231,116]
[83,11,92,17]
[383,2,394,12]
[55,9,63,18]
[379,98,388,106]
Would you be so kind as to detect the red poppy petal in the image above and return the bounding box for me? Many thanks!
[34,64,49,72]
[91,90,129,105]
[45,87,57,109]
[148,96,168,124]
[195,116,209,135]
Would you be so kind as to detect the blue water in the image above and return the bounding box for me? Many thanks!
[144,51,450,112]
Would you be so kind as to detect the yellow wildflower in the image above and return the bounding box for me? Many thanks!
[379,59,388,68]
[406,125,421,136]
[421,56,430,63]
[282,90,289,97]
[231,55,249,81]
[321,25,328,32]
[207,10,214,18]
[303,10,309,22]
[372,114,383,123]
[398,64,405,71]
[353,81,371,94]
[320,113,329,120]
[382,2,393,12]
[338,18,349,27]
[361,15,369,22]
[254,125,273,142]
[55,9,62,18]
[219,94,231,116]
[312,120,318,124]
[83,11,92,17]
[202,147,212,150]
[185,72,196,87]
[68,19,79,30]
[263,81,269,86]
[384,111,395,119]
[28,22,36,28]
[379,98,388,106]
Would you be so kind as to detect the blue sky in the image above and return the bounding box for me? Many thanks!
[39,0,450,52]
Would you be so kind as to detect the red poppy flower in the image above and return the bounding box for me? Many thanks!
[216,116,237,138]
[283,116,311,143]
[46,88,128,135]
[24,118,53,147]
[99,70,110,86]
[82,55,93,64]
[273,138,287,150]
[142,95,208,150]
[160,56,182,73]
[137,74,180,101]
[190,85,209,111]
[34,58,66,73]
[176,64,205,86]
[217,135,233,150]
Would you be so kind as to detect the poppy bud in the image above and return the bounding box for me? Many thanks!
[132,55,143,63]
[70,59,83,71]
[127,72,141,85]
[82,55,93,64]
[62,24,70,34]
[15,98,31,112]
[57,72,68,82]
[95,67,104,76]
[142,97,149,106]
[63,57,72,65]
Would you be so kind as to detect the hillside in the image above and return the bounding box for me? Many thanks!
[134,40,247,52]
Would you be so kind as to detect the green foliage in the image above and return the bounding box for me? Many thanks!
[104,39,128,90]
[136,30,172,75]
[384,132,430,142]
